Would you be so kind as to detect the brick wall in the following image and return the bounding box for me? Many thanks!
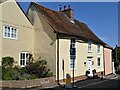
[0,76,56,88]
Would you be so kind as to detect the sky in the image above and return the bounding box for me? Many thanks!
[18,1,118,48]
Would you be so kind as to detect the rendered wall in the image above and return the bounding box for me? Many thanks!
[1,1,34,66]
[104,48,112,75]
[59,37,104,80]
[27,5,56,74]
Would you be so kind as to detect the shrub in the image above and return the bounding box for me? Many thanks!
[19,67,27,75]
[26,58,53,78]
[2,56,14,69]
[2,56,53,80]
[116,69,120,74]
[2,67,18,80]
[85,70,90,76]
[92,69,96,75]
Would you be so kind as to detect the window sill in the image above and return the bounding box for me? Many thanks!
[20,65,25,67]
[3,37,17,40]
[88,51,92,53]
[97,53,101,55]
[97,66,101,68]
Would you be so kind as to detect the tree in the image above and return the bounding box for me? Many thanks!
[112,46,120,74]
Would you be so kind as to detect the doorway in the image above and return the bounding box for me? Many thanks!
[87,57,93,77]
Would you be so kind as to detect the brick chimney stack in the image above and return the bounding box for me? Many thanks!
[62,5,74,22]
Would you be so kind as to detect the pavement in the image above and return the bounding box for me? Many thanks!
[43,74,119,89]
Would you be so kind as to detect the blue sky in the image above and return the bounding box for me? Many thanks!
[19,2,118,48]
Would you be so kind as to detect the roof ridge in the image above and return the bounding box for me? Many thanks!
[31,2,60,13]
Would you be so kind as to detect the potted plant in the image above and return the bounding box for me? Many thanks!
[92,69,98,78]
[92,69,96,75]
[85,70,90,77]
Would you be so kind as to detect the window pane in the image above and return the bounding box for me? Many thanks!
[11,28,17,38]
[20,60,22,65]
[4,26,7,37]
[26,53,29,59]
[8,27,10,37]
[98,45,100,53]
[23,60,25,65]
[23,53,25,59]
[20,53,23,59]
[98,58,100,66]
[88,40,92,51]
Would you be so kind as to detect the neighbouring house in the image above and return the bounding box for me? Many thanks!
[104,45,113,75]
[0,0,113,83]
[26,2,113,82]
[0,0,34,66]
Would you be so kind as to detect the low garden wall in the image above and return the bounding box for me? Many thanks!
[0,76,56,88]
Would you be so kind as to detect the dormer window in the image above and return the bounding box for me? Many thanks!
[88,40,92,52]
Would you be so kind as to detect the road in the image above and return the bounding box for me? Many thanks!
[78,76,120,88]
[43,75,120,89]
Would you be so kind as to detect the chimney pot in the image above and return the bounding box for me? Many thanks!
[64,6,66,10]
[59,7,62,11]
[68,5,71,10]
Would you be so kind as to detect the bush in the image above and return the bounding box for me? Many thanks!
[2,56,53,80]
[2,56,16,80]
[92,69,96,75]
[26,58,53,78]
[2,56,14,69]
[2,67,19,80]
[115,69,120,74]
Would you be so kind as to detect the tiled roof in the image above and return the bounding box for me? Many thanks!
[31,2,112,49]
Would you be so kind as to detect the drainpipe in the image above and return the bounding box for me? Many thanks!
[103,47,105,76]
[56,32,59,83]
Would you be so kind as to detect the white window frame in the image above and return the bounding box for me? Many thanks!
[97,44,101,54]
[97,57,101,67]
[88,40,92,52]
[3,25,18,39]
[19,52,29,67]
[70,37,77,70]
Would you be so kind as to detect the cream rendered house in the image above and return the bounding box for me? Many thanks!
[0,0,34,66]
[27,2,112,82]
[0,0,113,83]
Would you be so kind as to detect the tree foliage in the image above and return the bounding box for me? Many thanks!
[113,46,120,74]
